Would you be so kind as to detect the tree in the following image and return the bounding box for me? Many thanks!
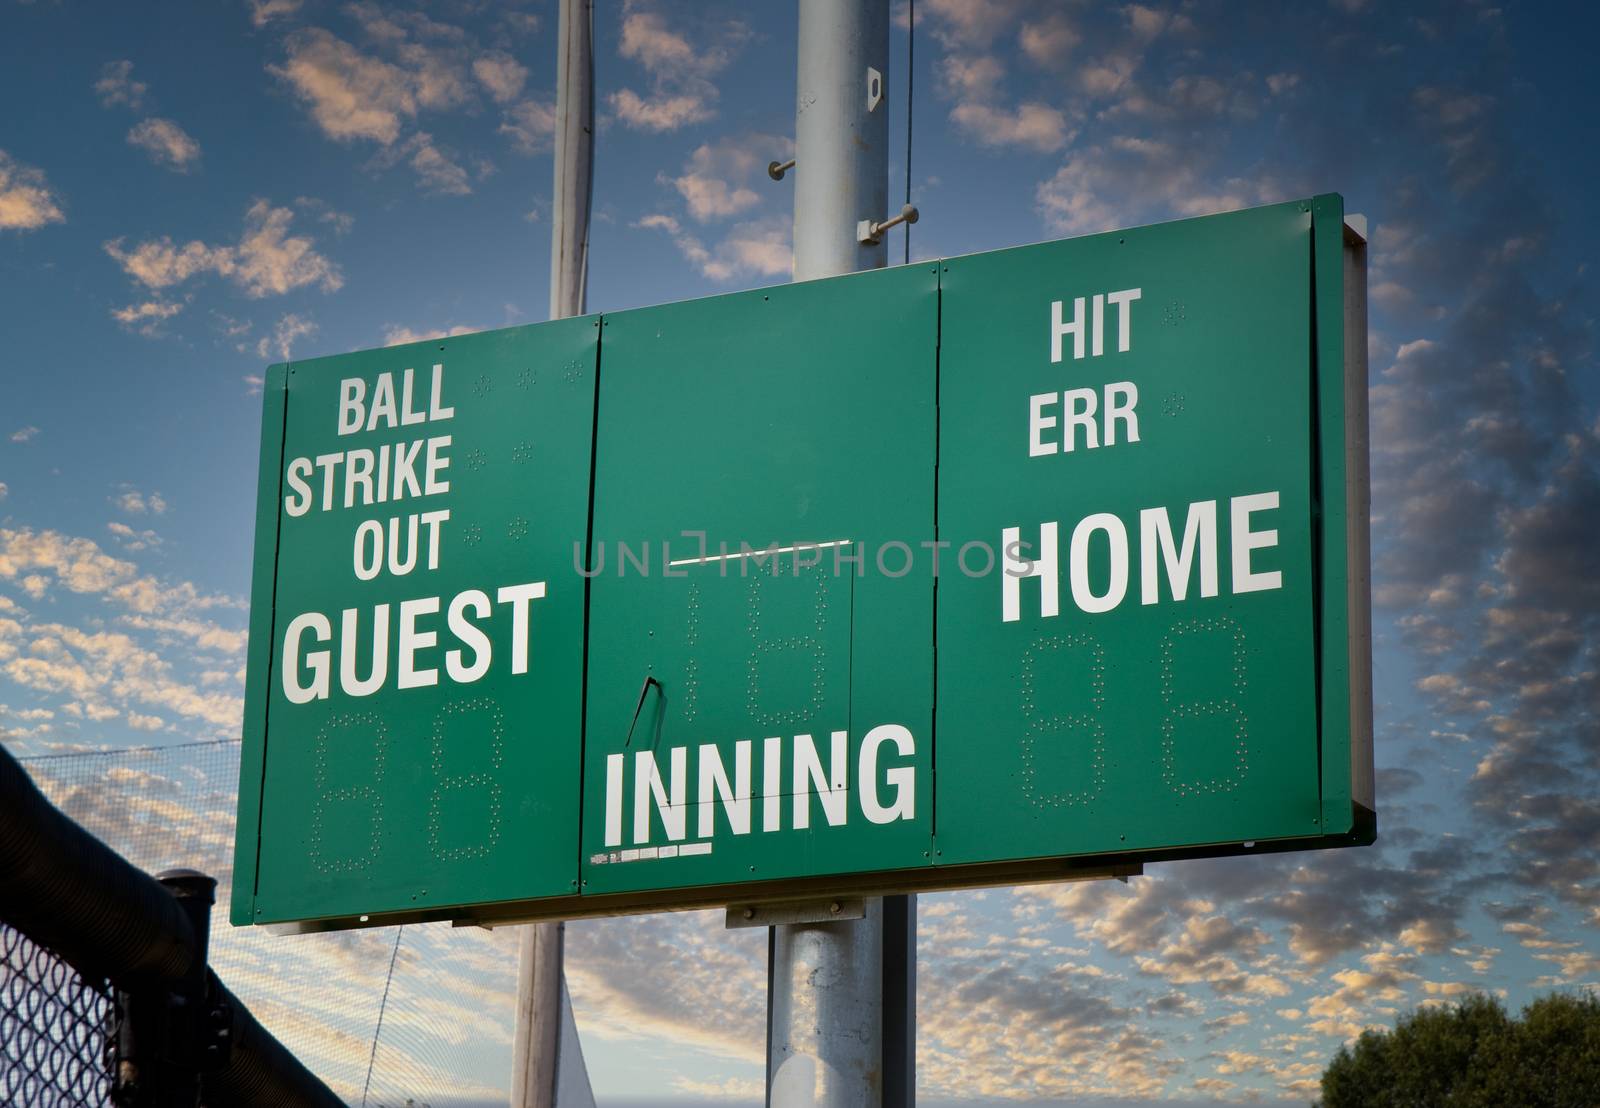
[1316,991,1600,1107]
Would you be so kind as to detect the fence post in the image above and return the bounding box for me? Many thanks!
[109,870,216,1108]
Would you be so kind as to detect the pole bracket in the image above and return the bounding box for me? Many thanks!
[857,204,919,246]
[725,897,867,929]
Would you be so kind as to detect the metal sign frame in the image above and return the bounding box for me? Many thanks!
[233,197,1372,932]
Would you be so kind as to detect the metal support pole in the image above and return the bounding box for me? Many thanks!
[769,2,913,1105]
[513,3,591,1106]
[512,921,565,1108]
[792,0,889,279]
[548,0,593,321]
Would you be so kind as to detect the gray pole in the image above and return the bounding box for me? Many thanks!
[791,0,888,279]
[548,0,594,320]
[769,2,914,1106]
[513,3,592,1106]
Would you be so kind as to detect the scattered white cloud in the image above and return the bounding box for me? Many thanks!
[1019,12,1081,65]
[294,195,354,235]
[256,313,317,360]
[665,135,785,222]
[0,527,239,615]
[502,11,540,37]
[381,323,482,346]
[119,613,246,655]
[608,2,749,132]
[125,711,165,731]
[94,60,147,109]
[609,89,710,132]
[472,52,528,103]
[911,0,1028,50]
[10,426,40,444]
[670,1075,764,1099]
[940,54,1071,153]
[1036,137,1278,235]
[0,151,66,232]
[1267,71,1302,96]
[272,27,439,144]
[249,0,303,27]
[637,212,790,282]
[111,298,186,336]
[107,521,161,552]
[499,99,558,155]
[951,98,1071,152]
[0,482,7,501]
[4,622,243,730]
[113,487,168,515]
[105,199,343,298]
[271,20,484,194]
[127,118,202,171]
[379,132,472,195]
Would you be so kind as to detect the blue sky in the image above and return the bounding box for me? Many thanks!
[2,0,1598,1103]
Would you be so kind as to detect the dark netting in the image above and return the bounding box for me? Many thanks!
[0,922,112,1108]
[12,741,517,1108]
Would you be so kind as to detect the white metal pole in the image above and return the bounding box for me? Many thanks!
[770,3,912,1106]
[791,0,888,280]
[548,0,594,320]
[513,3,592,1106]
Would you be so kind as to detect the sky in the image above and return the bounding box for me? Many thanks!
[1,0,1598,1104]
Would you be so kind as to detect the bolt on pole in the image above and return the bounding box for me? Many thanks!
[769,1,914,1105]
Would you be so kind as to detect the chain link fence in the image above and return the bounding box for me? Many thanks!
[8,740,518,1108]
[0,922,112,1108]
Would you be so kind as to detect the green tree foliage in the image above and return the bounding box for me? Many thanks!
[1316,991,1600,1107]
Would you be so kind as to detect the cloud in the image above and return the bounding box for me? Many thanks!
[1019,12,1081,64]
[472,52,528,103]
[94,60,146,109]
[381,323,482,347]
[119,613,246,655]
[950,98,1071,152]
[270,19,485,194]
[0,527,247,748]
[379,132,472,195]
[293,195,354,235]
[4,622,244,730]
[1035,137,1279,235]
[271,27,437,144]
[0,150,66,232]
[671,1075,763,1099]
[127,118,202,171]
[566,910,766,1065]
[10,426,41,444]
[607,2,749,132]
[636,213,791,282]
[106,522,161,553]
[499,99,558,155]
[105,199,342,298]
[665,135,786,222]
[0,526,240,616]
[256,313,317,361]
[113,487,168,515]
[403,132,470,194]
[248,0,302,27]
[939,48,1071,153]
[608,89,710,132]
[913,0,1030,50]
[111,299,186,336]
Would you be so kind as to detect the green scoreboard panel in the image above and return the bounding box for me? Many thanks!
[234,197,1373,930]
